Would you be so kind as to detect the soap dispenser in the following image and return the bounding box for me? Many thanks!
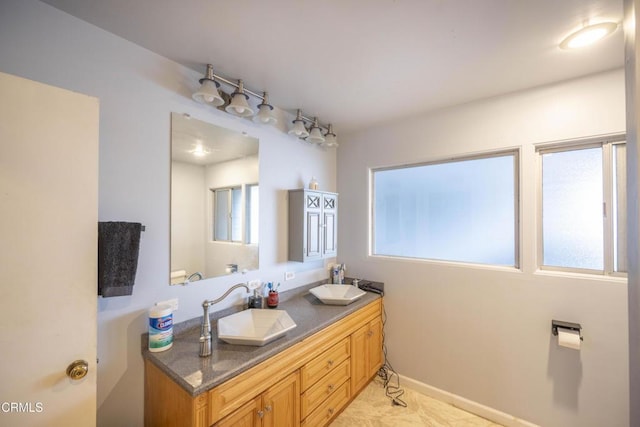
[248,288,263,309]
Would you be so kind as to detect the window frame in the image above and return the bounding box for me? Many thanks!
[535,133,626,277]
[211,185,242,243]
[369,148,521,269]
[245,183,259,245]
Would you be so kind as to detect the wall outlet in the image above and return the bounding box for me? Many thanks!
[157,298,179,312]
[248,280,261,290]
[284,271,295,281]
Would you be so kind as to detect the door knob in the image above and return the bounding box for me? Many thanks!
[66,360,89,380]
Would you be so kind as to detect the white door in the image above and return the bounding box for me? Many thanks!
[0,72,98,426]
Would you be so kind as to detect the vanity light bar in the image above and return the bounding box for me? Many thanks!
[193,64,337,145]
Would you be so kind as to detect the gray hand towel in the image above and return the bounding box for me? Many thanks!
[98,221,142,297]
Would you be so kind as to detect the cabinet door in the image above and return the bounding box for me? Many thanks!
[263,372,300,427]
[350,324,369,394]
[322,194,338,257]
[368,317,383,378]
[323,210,337,257]
[305,210,322,259]
[215,396,261,427]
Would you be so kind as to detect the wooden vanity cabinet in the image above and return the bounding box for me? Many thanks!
[215,371,299,427]
[351,316,383,395]
[144,299,382,427]
[300,338,350,423]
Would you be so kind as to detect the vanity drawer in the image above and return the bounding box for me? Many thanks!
[301,380,350,427]
[300,359,349,419]
[301,337,350,391]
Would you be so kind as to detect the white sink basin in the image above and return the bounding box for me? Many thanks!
[217,309,297,346]
[309,284,366,306]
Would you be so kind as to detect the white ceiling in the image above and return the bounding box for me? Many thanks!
[42,0,624,134]
[171,112,258,166]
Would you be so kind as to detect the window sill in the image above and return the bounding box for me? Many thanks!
[534,268,627,284]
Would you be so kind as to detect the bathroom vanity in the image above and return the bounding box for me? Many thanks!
[143,284,382,427]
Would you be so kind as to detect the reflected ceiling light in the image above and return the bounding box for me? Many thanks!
[192,64,224,106]
[190,143,211,157]
[288,109,310,138]
[306,117,325,144]
[560,22,618,49]
[323,124,338,147]
[253,92,277,125]
[225,80,254,117]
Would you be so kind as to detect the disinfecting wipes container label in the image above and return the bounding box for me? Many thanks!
[148,305,173,352]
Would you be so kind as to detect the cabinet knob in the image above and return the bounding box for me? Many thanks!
[327,384,334,392]
[257,410,264,418]
[327,359,334,367]
[264,405,272,412]
[367,330,374,337]
[328,407,335,415]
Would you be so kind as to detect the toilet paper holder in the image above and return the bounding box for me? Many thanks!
[551,320,583,341]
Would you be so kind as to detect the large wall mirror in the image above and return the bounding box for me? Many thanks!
[170,112,259,285]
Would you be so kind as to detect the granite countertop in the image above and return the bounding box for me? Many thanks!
[141,281,382,396]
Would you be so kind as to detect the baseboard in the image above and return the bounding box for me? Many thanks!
[399,375,539,427]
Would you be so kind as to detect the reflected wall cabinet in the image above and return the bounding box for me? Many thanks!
[288,190,338,262]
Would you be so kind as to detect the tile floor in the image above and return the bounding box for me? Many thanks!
[331,378,504,427]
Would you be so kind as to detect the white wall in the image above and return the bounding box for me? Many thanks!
[171,161,206,278]
[0,1,336,426]
[338,69,629,427]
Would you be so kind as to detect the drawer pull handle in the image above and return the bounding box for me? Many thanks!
[327,359,334,367]
[328,407,335,415]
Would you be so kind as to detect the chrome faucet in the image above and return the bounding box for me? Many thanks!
[199,283,251,357]
[187,272,203,281]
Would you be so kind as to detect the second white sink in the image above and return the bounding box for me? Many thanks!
[309,284,366,306]
[217,309,297,346]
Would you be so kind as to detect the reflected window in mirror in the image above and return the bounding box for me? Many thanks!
[212,186,242,242]
[247,183,259,245]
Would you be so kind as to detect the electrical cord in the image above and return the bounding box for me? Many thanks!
[377,297,407,407]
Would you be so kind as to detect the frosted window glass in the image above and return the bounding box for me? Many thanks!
[613,144,627,272]
[247,184,259,245]
[231,188,242,242]
[215,189,229,241]
[373,154,516,266]
[542,148,603,270]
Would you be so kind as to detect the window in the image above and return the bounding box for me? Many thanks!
[212,187,242,242]
[246,184,259,245]
[372,151,518,267]
[538,137,626,274]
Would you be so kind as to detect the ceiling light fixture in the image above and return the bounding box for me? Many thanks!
[253,92,277,125]
[324,124,338,147]
[192,64,337,147]
[560,22,618,49]
[192,64,225,106]
[225,80,254,117]
[306,117,325,144]
[288,109,310,138]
